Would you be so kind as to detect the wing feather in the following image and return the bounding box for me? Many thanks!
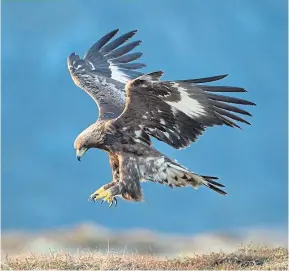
[211,100,252,116]
[116,63,146,70]
[113,71,255,149]
[206,93,255,105]
[68,29,146,120]
[106,41,142,59]
[177,74,228,84]
[201,85,247,92]
[84,29,119,58]
[111,52,143,64]
[213,107,251,125]
[100,30,138,54]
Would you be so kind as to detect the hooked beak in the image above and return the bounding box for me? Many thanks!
[76,147,87,161]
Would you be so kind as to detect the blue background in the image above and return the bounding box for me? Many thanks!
[2,0,287,234]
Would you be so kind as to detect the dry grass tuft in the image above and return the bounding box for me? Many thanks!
[2,246,288,270]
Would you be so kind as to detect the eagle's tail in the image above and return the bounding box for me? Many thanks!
[165,161,227,195]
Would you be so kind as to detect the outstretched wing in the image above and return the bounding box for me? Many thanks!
[67,29,145,120]
[113,71,256,149]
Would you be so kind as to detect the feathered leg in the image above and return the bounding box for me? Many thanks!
[89,153,143,206]
[118,154,143,201]
[89,154,120,207]
[90,154,143,206]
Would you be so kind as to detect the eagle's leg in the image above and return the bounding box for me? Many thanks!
[117,154,143,202]
[88,182,115,201]
[89,153,121,207]
[89,183,123,207]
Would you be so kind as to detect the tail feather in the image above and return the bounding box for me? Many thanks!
[204,181,227,195]
[201,175,220,181]
[165,162,227,195]
[203,178,225,188]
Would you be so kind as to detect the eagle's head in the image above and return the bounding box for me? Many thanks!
[74,123,105,161]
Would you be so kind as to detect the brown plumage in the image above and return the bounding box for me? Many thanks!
[68,29,255,206]
[72,68,254,206]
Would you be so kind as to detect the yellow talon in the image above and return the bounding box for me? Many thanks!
[93,189,110,200]
[89,189,114,204]
[88,183,118,207]
[92,186,106,197]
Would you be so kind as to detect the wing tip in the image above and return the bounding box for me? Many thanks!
[218,74,229,80]
[67,52,81,68]
[120,29,139,40]
[103,28,120,41]
[135,40,142,45]
[179,74,229,84]
[131,29,139,34]
[111,28,120,35]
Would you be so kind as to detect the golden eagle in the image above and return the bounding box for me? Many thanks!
[68,29,255,207]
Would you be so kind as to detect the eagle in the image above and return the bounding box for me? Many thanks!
[68,29,255,207]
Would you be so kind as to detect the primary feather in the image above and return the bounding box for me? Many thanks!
[67,29,145,120]
[113,71,256,149]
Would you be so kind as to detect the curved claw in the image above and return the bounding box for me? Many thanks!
[108,197,118,208]
[88,186,119,207]
[88,194,96,202]
[88,192,100,202]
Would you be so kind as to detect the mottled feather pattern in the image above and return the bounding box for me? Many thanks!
[118,155,143,201]
[116,71,255,149]
[71,30,255,204]
[67,29,146,120]
[137,152,226,195]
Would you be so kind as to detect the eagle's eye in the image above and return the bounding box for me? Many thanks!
[83,143,88,148]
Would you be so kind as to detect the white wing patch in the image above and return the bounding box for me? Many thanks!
[135,130,142,137]
[163,131,170,139]
[109,61,130,84]
[87,61,95,70]
[166,83,206,118]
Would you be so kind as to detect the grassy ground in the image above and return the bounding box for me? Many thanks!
[2,246,287,270]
